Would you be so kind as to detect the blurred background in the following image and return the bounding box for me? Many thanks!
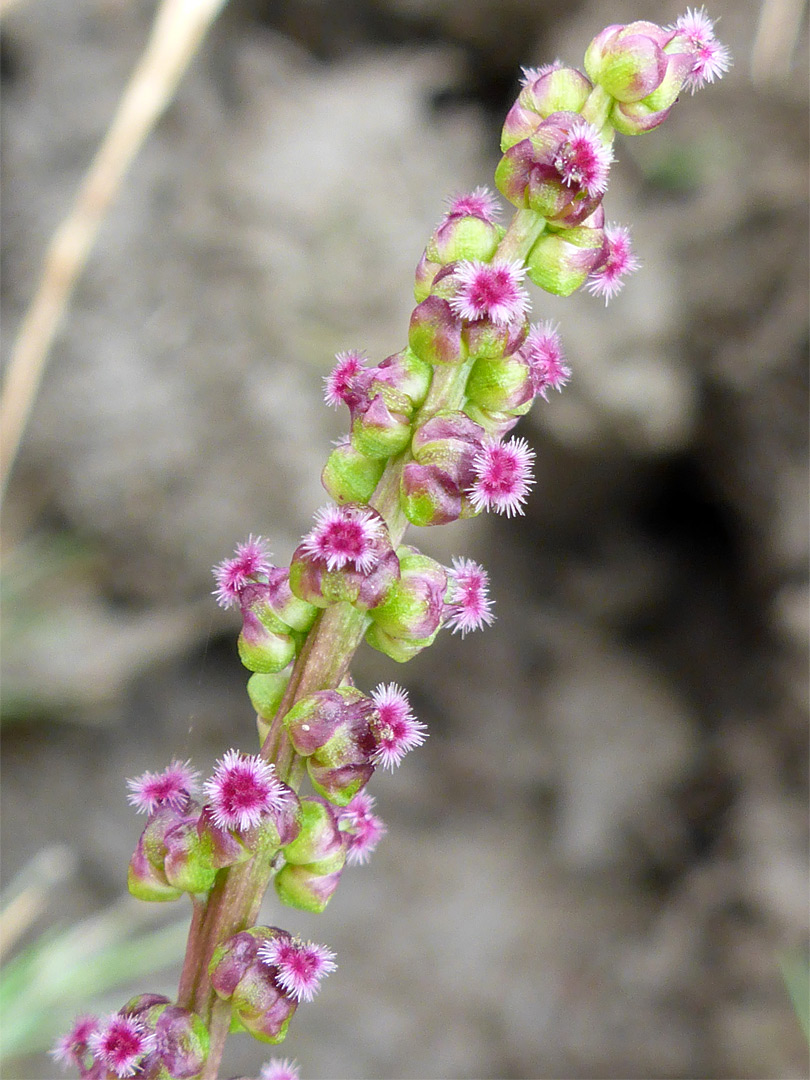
[1,0,808,1077]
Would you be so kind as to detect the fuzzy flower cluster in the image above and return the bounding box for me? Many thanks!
[58,13,728,1080]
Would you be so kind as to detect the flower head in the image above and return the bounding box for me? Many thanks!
[203,750,290,832]
[370,683,428,770]
[449,259,530,326]
[553,118,613,197]
[521,320,570,399]
[444,557,495,636]
[670,7,732,92]
[52,1016,100,1071]
[300,504,384,573]
[258,936,337,1002]
[323,349,368,409]
[586,223,640,303]
[445,185,501,223]
[213,536,273,608]
[126,759,199,815]
[338,791,387,865]
[260,1058,301,1080]
[87,1014,156,1079]
[468,436,535,517]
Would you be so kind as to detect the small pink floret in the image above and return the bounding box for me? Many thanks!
[469,437,536,517]
[203,750,288,832]
[449,259,530,326]
[671,7,732,92]
[88,1014,156,1079]
[370,683,427,770]
[522,320,571,399]
[52,1015,100,1069]
[324,349,367,408]
[338,791,387,866]
[259,936,337,1003]
[586,223,640,304]
[126,759,199,814]
[259,1058,301,1080]
[301,504,383,573]
[445,556,495,637]
[520,60,563,86]
[445,185,500,223]
[213,535,273,608]
[553,118,612,197]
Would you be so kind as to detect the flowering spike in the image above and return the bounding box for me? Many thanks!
[445,185,501,223]
[338,791,387,865]
[521,321,571,399]
[670,7,732,92]
[126,759,199,815]
[323,349,368,409]
[52,1016,100,1072]
[468,436,536,517]
[370,682,428,770]
[444,557,496,637]
[260,1058,301,1080]
[203,750,290,832]
[300,504,384,573]
[213,536,273,608]
[87,1014,156,1079]
[553,118,613,197]
[258,936,337,1002]
[586,223,641,303]
[449,259,530,326]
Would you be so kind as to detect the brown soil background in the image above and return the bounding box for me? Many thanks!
[1,1,808,1077]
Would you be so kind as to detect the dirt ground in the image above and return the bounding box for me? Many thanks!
[1,1,808,1078]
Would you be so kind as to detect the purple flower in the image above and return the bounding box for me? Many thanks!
[670,7,732,92]
[260,1059,301,1080]
[370,683,428,770]
[444,185,501,223]
[258,936,337,1003]
[87,1014,156,1079]
[51,1016,100,1072]
[338,791,387,866]
[301,504,384,573]
[126,760,199,815]
[212,536,273,608]
[323,349,368,409]
[203,750,290,832]
[468,436,536,517]
[521,321,571,399]
[449,260,530,326]
[444,557,496,637]
[586,223,641,303]
[552,118,613,197]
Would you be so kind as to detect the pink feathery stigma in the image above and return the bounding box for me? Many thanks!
[444,556,496,637]
[586,223,640,304]
[469,436,536,517]
[520,60,563,86]
[449,259,530,326]
[212,535,273,608]
[203,750,289,832]
[445,185,501,223]
[323,349,368,409]
[301,504,383,573]
[52,1016,100,1070]
[259,936,337,1003]
[259,1059,301,1080]
[370,683,428,770]
[87,1015,156,1079]
[553,118,613,197]
[126,759,200,814]
[522,320,571,399]
[671,7,732,92]
[338,791,387,865]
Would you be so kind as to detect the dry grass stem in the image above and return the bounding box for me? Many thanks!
[0,0,230,501]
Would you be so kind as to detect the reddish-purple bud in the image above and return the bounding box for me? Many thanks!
[501,66,593,150]
[408,295,467,367]
[196,805,253,869]
[402,412,486,525]
[400,462,462,527]
[350,393,413,459]
[275,860,345,913]
[466,352,535,413]
[237,606,297,675]
[414,249,442,302]
[373,348,433,409]
[263,568,318,633]
[322,439,387,505]
[426,213,502,265]
[210,928,298,1045]
[128,807,197,903]
[283,687,379,806]
[275,800,347,911]
[463,313,528,361]
[463,401,528,440]
[367,548,448,642]
[526,210,606,296]
[135,1004,210,1080]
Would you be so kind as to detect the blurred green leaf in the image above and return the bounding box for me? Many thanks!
[780,950,810,1043]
